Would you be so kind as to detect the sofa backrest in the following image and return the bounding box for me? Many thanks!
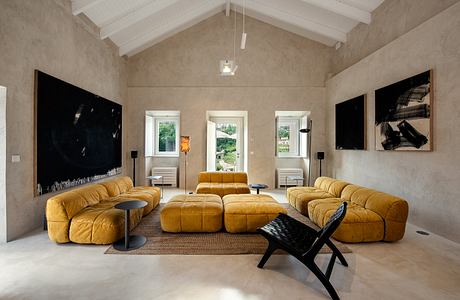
[314,177,349,197]
[46,184,109,243]
[341,184,409,241]
[198,172,248,184]
[99,176,134,197]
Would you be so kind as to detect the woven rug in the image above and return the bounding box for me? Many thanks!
[105,204,351,255]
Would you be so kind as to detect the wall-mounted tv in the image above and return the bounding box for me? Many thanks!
[335,95,366,150]
[35,70,122,195]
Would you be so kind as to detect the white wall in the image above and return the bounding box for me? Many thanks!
[0,86,6,243]
[326,2,460,242]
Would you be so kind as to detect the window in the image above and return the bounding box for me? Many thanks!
[277,117,300,157]
[145,113,180,157]
[154,117,179,156]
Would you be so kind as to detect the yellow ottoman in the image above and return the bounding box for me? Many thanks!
[223,194,287,233]
[160,194,223,233]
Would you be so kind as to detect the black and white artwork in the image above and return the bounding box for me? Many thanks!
[35,71,122,195]
[375,70,432,151]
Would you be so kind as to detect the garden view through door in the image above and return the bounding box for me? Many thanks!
[210,117,243,172]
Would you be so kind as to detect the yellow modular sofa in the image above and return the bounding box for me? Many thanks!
[195,172,251,197]
[287,177,409,243]
[46,176,160,244]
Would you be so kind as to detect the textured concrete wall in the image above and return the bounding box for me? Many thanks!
[332,0,460,75]
[127,12,332,190]
[326,2,460,242]
[0,0,127,241]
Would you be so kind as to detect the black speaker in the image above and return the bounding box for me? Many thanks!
[317,152,324,160]
[131,151,138,159]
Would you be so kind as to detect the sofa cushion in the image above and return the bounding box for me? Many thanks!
[314,177,350,197]
[223,194,287,233]
[160,194,223,233]
[99,176,134,197]
[287,187,335,215]
[69,198,144,244]
[118,186,160,216]
[308,198,385,243]
[198,172,248,184]
[196,182,250,198]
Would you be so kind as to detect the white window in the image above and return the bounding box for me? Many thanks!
[276,117,300,157]
[154,117,179,156]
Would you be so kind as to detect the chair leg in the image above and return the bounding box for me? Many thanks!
[326,239,348,267]
[307,262,341,300]
[257,242,277,269]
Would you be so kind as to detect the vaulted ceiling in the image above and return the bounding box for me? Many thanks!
[72,0,384,57]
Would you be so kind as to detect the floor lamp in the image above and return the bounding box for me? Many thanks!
[130,150,138,186]
[180,136,191,194]
[300,120,312,186]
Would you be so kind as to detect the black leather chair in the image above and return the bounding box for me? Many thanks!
[257,202,348,300]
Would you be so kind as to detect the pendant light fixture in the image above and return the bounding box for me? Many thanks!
[220,1,238,76]
[240,0,247,50]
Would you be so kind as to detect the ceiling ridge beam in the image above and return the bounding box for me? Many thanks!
[72,0,106,15]
[232,0,347,43]
[119,0,226,56]
[300,0,371,24]
[100,0,180,39]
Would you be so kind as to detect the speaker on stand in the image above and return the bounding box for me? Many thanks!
[317,152,324,177]
[131,151,138,186]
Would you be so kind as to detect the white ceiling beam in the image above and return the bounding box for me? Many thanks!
[232,0,347,43]
[119,0,226,56]
[100,0,180,39]
[340,0,384,12]
[72,0,106,15]
[301,0,371,24]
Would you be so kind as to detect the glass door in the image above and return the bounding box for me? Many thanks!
[209,117,244,172]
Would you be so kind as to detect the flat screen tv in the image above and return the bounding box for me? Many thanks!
[335,95,366,150]
[35,70,122,195]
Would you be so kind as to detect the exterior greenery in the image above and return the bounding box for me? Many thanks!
[158,121,176,152]
[216,124,237,171]
[278,125,290,153]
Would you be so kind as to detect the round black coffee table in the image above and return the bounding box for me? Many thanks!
[249,183,268,194]
[113,200,148,251]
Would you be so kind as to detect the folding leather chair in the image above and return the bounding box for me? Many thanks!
[257,202,348,300]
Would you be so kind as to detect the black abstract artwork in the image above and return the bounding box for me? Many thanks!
[336,95,366,150]
[375,70,432,151]
[35,71,122,195]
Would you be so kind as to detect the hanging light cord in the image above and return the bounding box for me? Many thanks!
[233,4,237,63]
[243,0,245,34]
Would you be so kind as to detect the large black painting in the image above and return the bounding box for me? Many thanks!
[35,71,122,195]
[375,70,432,151]
[335,95,366,150]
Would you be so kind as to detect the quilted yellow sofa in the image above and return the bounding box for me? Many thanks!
[195,172,250,197]
[287,177,408,243]
[46,176,160,244]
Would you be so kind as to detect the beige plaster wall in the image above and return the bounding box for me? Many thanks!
[127,12,332,190]
[326,2,460,242]
[332,0,460,74]
[0,0,127,241]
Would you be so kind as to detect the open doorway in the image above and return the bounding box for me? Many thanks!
[206,111,248,172]
[0,86,6,242]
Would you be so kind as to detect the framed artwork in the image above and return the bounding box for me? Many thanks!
[375,70,433,151]
[335,95,366,150]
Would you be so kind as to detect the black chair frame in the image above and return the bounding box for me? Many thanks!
[257,202,348,300]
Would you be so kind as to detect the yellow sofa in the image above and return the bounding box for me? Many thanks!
[195,172,250,197]
[287,177,409,243]
[46,176,160,244]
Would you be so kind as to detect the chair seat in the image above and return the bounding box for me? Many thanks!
[287,187,335,215]
[258,213,318,254]
[118,186,160,216]
[196,182,250,197]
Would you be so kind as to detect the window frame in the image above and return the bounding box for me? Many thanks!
[276,117,301,157]
[153,116,180,157]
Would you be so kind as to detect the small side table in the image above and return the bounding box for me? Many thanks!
[113,200,148,251]
[249,183,268,194]
[286,176,304,190]
[146,175,164,199]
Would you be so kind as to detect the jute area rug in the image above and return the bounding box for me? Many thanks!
[105,204,351,255]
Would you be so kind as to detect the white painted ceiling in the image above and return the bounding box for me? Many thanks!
[72,0,385,57]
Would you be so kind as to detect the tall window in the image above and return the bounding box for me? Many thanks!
[277,117,300,157]
[154,117,179,156]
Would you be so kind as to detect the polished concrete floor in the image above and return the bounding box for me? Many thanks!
[1,188,460,300]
